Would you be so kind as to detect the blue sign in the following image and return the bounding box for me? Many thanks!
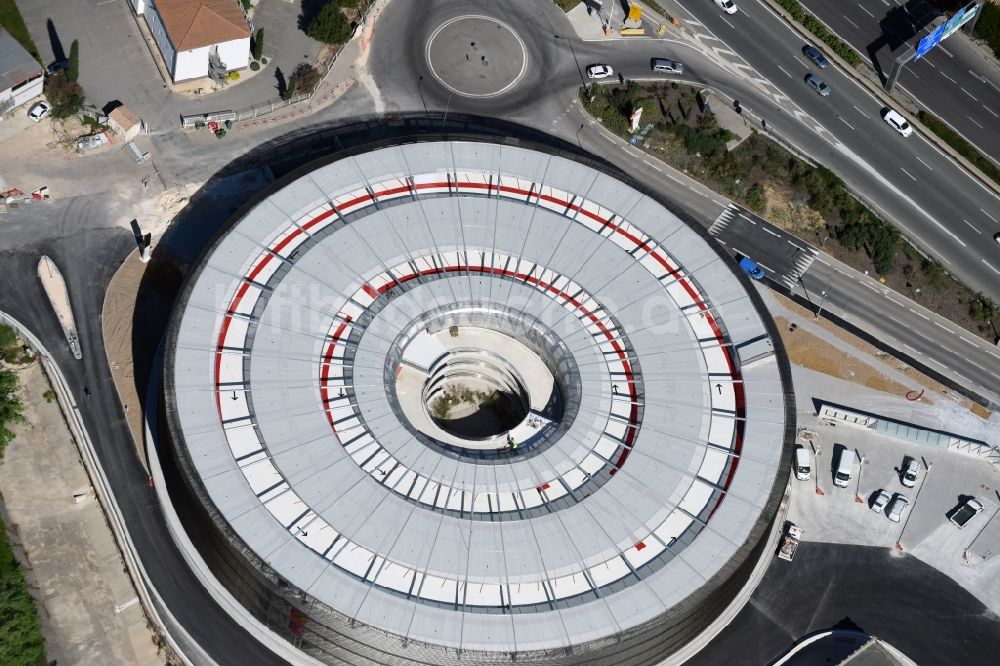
[915,24,945,60]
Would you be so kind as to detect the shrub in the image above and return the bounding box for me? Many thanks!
[227,71,240,81]
[288,63,321,96]
[249,61,260,71]
[974,1,1000,59]
[336,0,358,6]
[42,72,85,118]
[0,512,45,663]
[776,0,860,66]
[0,369,27,451]
[43,390,56,403]
[252,28,264,61]
[745,182,767,213]
[0,325,16,349]
[307,2,353,45]
[68,39,79,82]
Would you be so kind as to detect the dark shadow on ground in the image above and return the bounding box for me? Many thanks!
[46,18,66,64]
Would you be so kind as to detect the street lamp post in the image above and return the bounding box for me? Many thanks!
[814,290,828,320]
[855,454,866,503]
[897,460,932,550]
[813,442,824,496]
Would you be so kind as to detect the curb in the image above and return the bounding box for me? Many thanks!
[759,0,1000,199]
[0,310,201,666]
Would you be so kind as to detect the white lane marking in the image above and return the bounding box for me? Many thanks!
[982,259,1000,276]
[966,359,987,371]
[933,321,950,332]
[961,87,978,101]
[858,4,874,17]
[913,329,935,342]
[991,372,1000,381]
[837,116,855,130]
[642,159,663,173]
[862,281,880,293]
[963,219,981,234]
[900,167,916,181]
[853,105,870,118]
[915,156,933,171]
[793,55,807,67]
[601,133,616,144]
[909,308,930,321]
[777,65,793,79]
[713,199,727,206]
[959,336,980,349]
[817,258,830,266]
[762,227,780,237]
[844,16,860,29]
[941,71,956,83]
[738,213,757,223]
[952,371,971,383]
[721,16,736,29]
[981,208,999,224]
[983,106,999,118]
[885,295,905,307]
[665,172,684,184]
[902,343,923,355]
[926,60,936,69]
[938,45,954,58]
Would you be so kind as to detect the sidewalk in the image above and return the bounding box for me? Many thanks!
[0,361,162,666]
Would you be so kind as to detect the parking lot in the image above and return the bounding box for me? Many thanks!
[788,414,1000,611]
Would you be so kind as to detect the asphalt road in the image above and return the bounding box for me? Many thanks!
[798,0,1000,165]
[0,230,286,665]
[686,542,1000,665]
[663,0,1000,300]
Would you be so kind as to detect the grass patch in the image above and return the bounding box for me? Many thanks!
[918,110,1000,188]
[774,0,861,66]
[0,0,41,64]
[580,81,1000,341]
[553,0,582,11]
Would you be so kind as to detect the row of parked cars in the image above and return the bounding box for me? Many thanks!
[586,57,685,80]
[794,446,985,526]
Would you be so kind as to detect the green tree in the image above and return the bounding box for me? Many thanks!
[253,28,264,61]
[307,2,353,45]
[68,39,79,82]
[43,72,85,118]
[0,370,27,452]
[0,325,16,349]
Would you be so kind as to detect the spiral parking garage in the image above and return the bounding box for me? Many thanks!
[164,139,793,664]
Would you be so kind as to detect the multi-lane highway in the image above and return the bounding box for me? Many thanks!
[798,0,1000,164]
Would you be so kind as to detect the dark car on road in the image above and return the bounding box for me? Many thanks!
[802,45,829,69]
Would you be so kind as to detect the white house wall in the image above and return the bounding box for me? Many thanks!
[215,38,250,71]
[174,46,210,82]
[128,0,146,14]
[1,74,44,111]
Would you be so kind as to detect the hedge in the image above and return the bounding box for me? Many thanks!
[974,1,1000,59]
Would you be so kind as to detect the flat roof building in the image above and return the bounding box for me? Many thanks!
[0,28,44,117]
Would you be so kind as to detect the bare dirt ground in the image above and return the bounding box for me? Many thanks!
[0,361,162,666]
[771,291,991,421]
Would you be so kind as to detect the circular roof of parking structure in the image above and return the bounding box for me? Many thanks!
[165,140,792,659]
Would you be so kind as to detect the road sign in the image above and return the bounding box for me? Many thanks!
[915,3,979,60]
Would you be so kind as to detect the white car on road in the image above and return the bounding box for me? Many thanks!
[715,0,738,14]
[882,108,913,137]
[586,64,614,79]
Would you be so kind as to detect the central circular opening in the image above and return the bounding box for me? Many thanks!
[422,348,530,439]
[385,305,579,457]
[425,15,528,98]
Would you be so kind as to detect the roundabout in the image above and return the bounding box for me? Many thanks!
[164,139,793,663]
[425,15,529,98]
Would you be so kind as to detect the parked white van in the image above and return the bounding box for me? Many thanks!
[834,448,855,488]
[794,447,812,481]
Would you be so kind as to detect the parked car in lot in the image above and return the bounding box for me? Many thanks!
[882,108,913,137]
[834,448,855,488]
[949,497,984,528]
[805,74,831,97]
[586,64,614,79]
[714,0,738,15]
[870,489,891,513]
[739,256,765,280]
[793,447,812,480]
[802,45,829,69]
[27,101,51,122]
[901,457,919,488]
[650,58,684,74]
[886,494,909,522]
